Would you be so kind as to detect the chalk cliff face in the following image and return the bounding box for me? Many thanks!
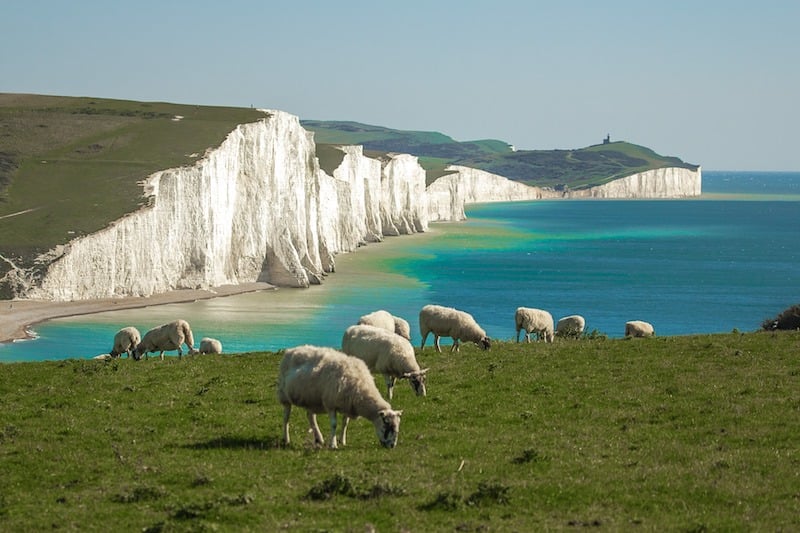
[567,167,702,199]
[26,111,430,300]
[22,110,701,301]
[427,165,559,222]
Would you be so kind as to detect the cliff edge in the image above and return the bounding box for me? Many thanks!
[17,110,700,301]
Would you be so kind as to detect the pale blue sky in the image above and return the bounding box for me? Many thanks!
[2,1,798,170]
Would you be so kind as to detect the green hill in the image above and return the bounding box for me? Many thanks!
[0,94,263,295]
[302,120,699,187]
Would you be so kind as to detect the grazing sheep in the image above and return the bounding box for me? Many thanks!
[134,319,198,360]
[555,314,586,339]
[625,320,655,338]
[419,304,491,352]
[358,309,412,341]
[515,307,555,343]
[198,337,223,354]
[342,324,428,400]
[109,326,141,358]
[277,345,403,449]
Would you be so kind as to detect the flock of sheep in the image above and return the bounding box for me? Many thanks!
[101,305,655,449]
[104,319,222,361]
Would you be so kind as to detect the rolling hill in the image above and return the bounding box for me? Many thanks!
[301,120,699,188]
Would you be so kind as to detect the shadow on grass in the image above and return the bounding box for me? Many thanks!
[183,435,283,451]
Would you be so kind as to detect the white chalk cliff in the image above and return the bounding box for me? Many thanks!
[565,167,702,199]
[427,165,560,222]
[22,110,701,301]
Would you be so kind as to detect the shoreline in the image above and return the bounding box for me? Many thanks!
[0,282,274,344]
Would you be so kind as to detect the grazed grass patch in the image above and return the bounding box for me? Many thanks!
[0,332,798,530]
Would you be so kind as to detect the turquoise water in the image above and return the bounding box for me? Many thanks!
[2,171,798,362]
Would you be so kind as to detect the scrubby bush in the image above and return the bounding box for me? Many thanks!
[761,304,800,331]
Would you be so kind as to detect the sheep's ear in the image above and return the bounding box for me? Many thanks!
[400,372,412,380]
[419,368,429,375]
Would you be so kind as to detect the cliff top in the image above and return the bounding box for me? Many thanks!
[0,93,264,256]
[301,120,699,188]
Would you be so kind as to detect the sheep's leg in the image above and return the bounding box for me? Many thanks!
[434,335,442,353]
[451,338,460,352]
[341,416,350,447]
[516,328,521,343]
[420,332,429,351]
[385,375,396,400]
[282,404,292,445]
[159,351,165,361]
[328,412,339,449]
[307,410,324,446]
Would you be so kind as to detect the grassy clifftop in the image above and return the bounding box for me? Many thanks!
[302,119,699,187]
[0,94,263,258]
[0,94,263,295]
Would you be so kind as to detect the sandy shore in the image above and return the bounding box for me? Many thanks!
[0,282,274,344]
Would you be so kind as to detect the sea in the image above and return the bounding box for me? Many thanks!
[1,170,798,363]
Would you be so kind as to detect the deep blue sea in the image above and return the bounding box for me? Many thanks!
[2,170,799,362]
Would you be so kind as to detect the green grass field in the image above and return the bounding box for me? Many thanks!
[1,331,798,531]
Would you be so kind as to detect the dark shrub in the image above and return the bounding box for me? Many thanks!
[761,304,800,331]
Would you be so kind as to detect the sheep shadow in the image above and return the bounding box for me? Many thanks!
[183,434,283,451]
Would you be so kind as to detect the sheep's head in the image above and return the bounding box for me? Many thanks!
[478,336,491,350]
[132,343,145,361]
[374,409,402,448]
[403,368,428,397]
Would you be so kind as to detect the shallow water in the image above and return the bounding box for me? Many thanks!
[2,171,798,362]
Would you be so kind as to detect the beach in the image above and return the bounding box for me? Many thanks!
[0,282,274,344]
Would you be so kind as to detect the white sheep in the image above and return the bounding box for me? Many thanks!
[419,304,491,352]
[198,337,223,354]
[515,307,555,343]
[625,320,655,337]
[555,314,586,339]
[277,345,403,449]
[341,324,428,400]
[134,319,198,360]
[358,309,412,340]
[109,326,141,358]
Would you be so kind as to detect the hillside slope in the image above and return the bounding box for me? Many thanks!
[301,120,699,188]
[0,94,263,257]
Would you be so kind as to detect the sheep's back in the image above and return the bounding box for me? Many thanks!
[419,305,460,336]
[114,327,140,350]
[278,345,387,416]
[358,310,395,333]
[516,307,553,331]
[342,325,418,375]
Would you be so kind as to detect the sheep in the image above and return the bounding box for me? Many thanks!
[277,345,403,449]
[419,304,491,352]
[341,324,428,400]
[625,320,655,338]
[358,309,412,340]
[109,326,141,358]
[515,307,555,343]
[555,314,586,339]
[198,337,223,354]
[133,319,198,360]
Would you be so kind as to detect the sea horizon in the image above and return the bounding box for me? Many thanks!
[1,170,798,363]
